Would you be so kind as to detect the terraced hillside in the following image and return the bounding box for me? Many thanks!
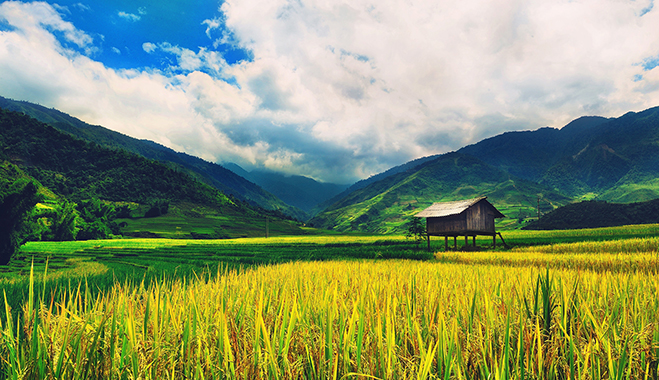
[310,152,570,233]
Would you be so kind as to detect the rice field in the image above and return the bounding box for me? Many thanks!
[1,227,659,379]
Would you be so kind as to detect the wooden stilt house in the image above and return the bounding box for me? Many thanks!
[415,197,505,250]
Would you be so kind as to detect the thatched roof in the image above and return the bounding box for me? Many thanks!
[414,197,504,218]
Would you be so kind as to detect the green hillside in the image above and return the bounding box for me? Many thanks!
[0,109,307,240]
[224,163,349,214]
[459,108,659,202]
[309,152,571,233]
[0,96,306,220]
[311,106,659,234]
[524,199,659,230]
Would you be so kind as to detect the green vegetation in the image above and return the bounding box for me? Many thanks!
[459,109,659,203]
[0,108,310,254]
[405,216,427,248]
[0,163,42,265]
[525,198,659,230]
[116,202,315,239]
[0,109,232,207]
[0,96,306,220]
[310,152,570,233]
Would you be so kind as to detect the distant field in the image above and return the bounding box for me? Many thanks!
[4,223,658,282]
[115,202,316,239]
[2,225,659,378]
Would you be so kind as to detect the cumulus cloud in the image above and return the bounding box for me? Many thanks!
[1,0,659,183]
[143,42,231,77]
[142,42,156,53]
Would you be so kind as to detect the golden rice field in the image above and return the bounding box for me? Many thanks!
[2,234,659,379]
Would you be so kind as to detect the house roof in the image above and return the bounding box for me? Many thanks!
[414,197,505,218]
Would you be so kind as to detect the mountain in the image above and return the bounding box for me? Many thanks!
[0,108,306,239]
[312,154,443,215]
[0,108,231,206]
[458,117,610,183]
[458,108,659,202]
[0,96,306,220]
[224,163,349,214]
[309,152,571,233]
[311,106,659,233]
[524,199,659,230]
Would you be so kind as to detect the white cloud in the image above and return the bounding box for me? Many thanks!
[73,3,91,12]
[117,11,140,22]
[142,42,156,53]
[111,46,121,55]
[142,42,233,80]
[1,0,659,184]
[202,17,221,39]
[0,1,93,49]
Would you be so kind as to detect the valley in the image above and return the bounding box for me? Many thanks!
[2,98,659,379]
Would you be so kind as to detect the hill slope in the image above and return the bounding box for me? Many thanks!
[0,109,306,238]
[0,96,306,220]
[312,106,659,233]
[309,152,571,233]
[224,163,349,214]
[524,199,659,230]
[458,108,659,202]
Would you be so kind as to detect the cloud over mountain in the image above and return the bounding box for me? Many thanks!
[1,0,658,183]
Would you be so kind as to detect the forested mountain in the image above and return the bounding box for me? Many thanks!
[0,109,306,245]
[309,152,571,233]
[224,163,349,214]
[5,93,659,233]
[0,96,306,220]
[312,154,443,215]
[0,109,231,206]
[312,106,659,232]
[524,199,659,230]
[459,108,659,202]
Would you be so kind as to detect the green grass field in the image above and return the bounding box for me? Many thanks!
[2,224,659,378]
[115,202,318,239]
[4,223,658,284]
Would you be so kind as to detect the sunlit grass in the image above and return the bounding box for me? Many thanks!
[2,259,658,379]
[3,227,659,378]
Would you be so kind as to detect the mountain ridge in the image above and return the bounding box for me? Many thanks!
[223,163,350,214]
[309,152,571,233]
[311,106,659,232]
[0,96,307,220]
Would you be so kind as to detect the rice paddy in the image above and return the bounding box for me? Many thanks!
[1,225,659,379]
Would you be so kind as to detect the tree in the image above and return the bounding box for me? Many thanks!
[0,176,42,265]
[406,217,427,249]
[144,199,170,218]
[77,198,118,240]
[49,201,79,241]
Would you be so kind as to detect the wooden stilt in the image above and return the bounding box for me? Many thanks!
[453,236,457,250]
[427,235,430,252]
[472,236,476,247]
[497,232,509,248]
[445,236,448,251]
[493,234,496,248]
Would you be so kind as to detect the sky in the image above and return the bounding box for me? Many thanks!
[1,0,659,184]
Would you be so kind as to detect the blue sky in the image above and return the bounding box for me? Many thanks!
[1,0,659,183]
[42,1,251,71]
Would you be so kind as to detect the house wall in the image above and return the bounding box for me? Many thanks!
[426,200,497,235]
[427,213,466,235]
[465,202,496,233]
